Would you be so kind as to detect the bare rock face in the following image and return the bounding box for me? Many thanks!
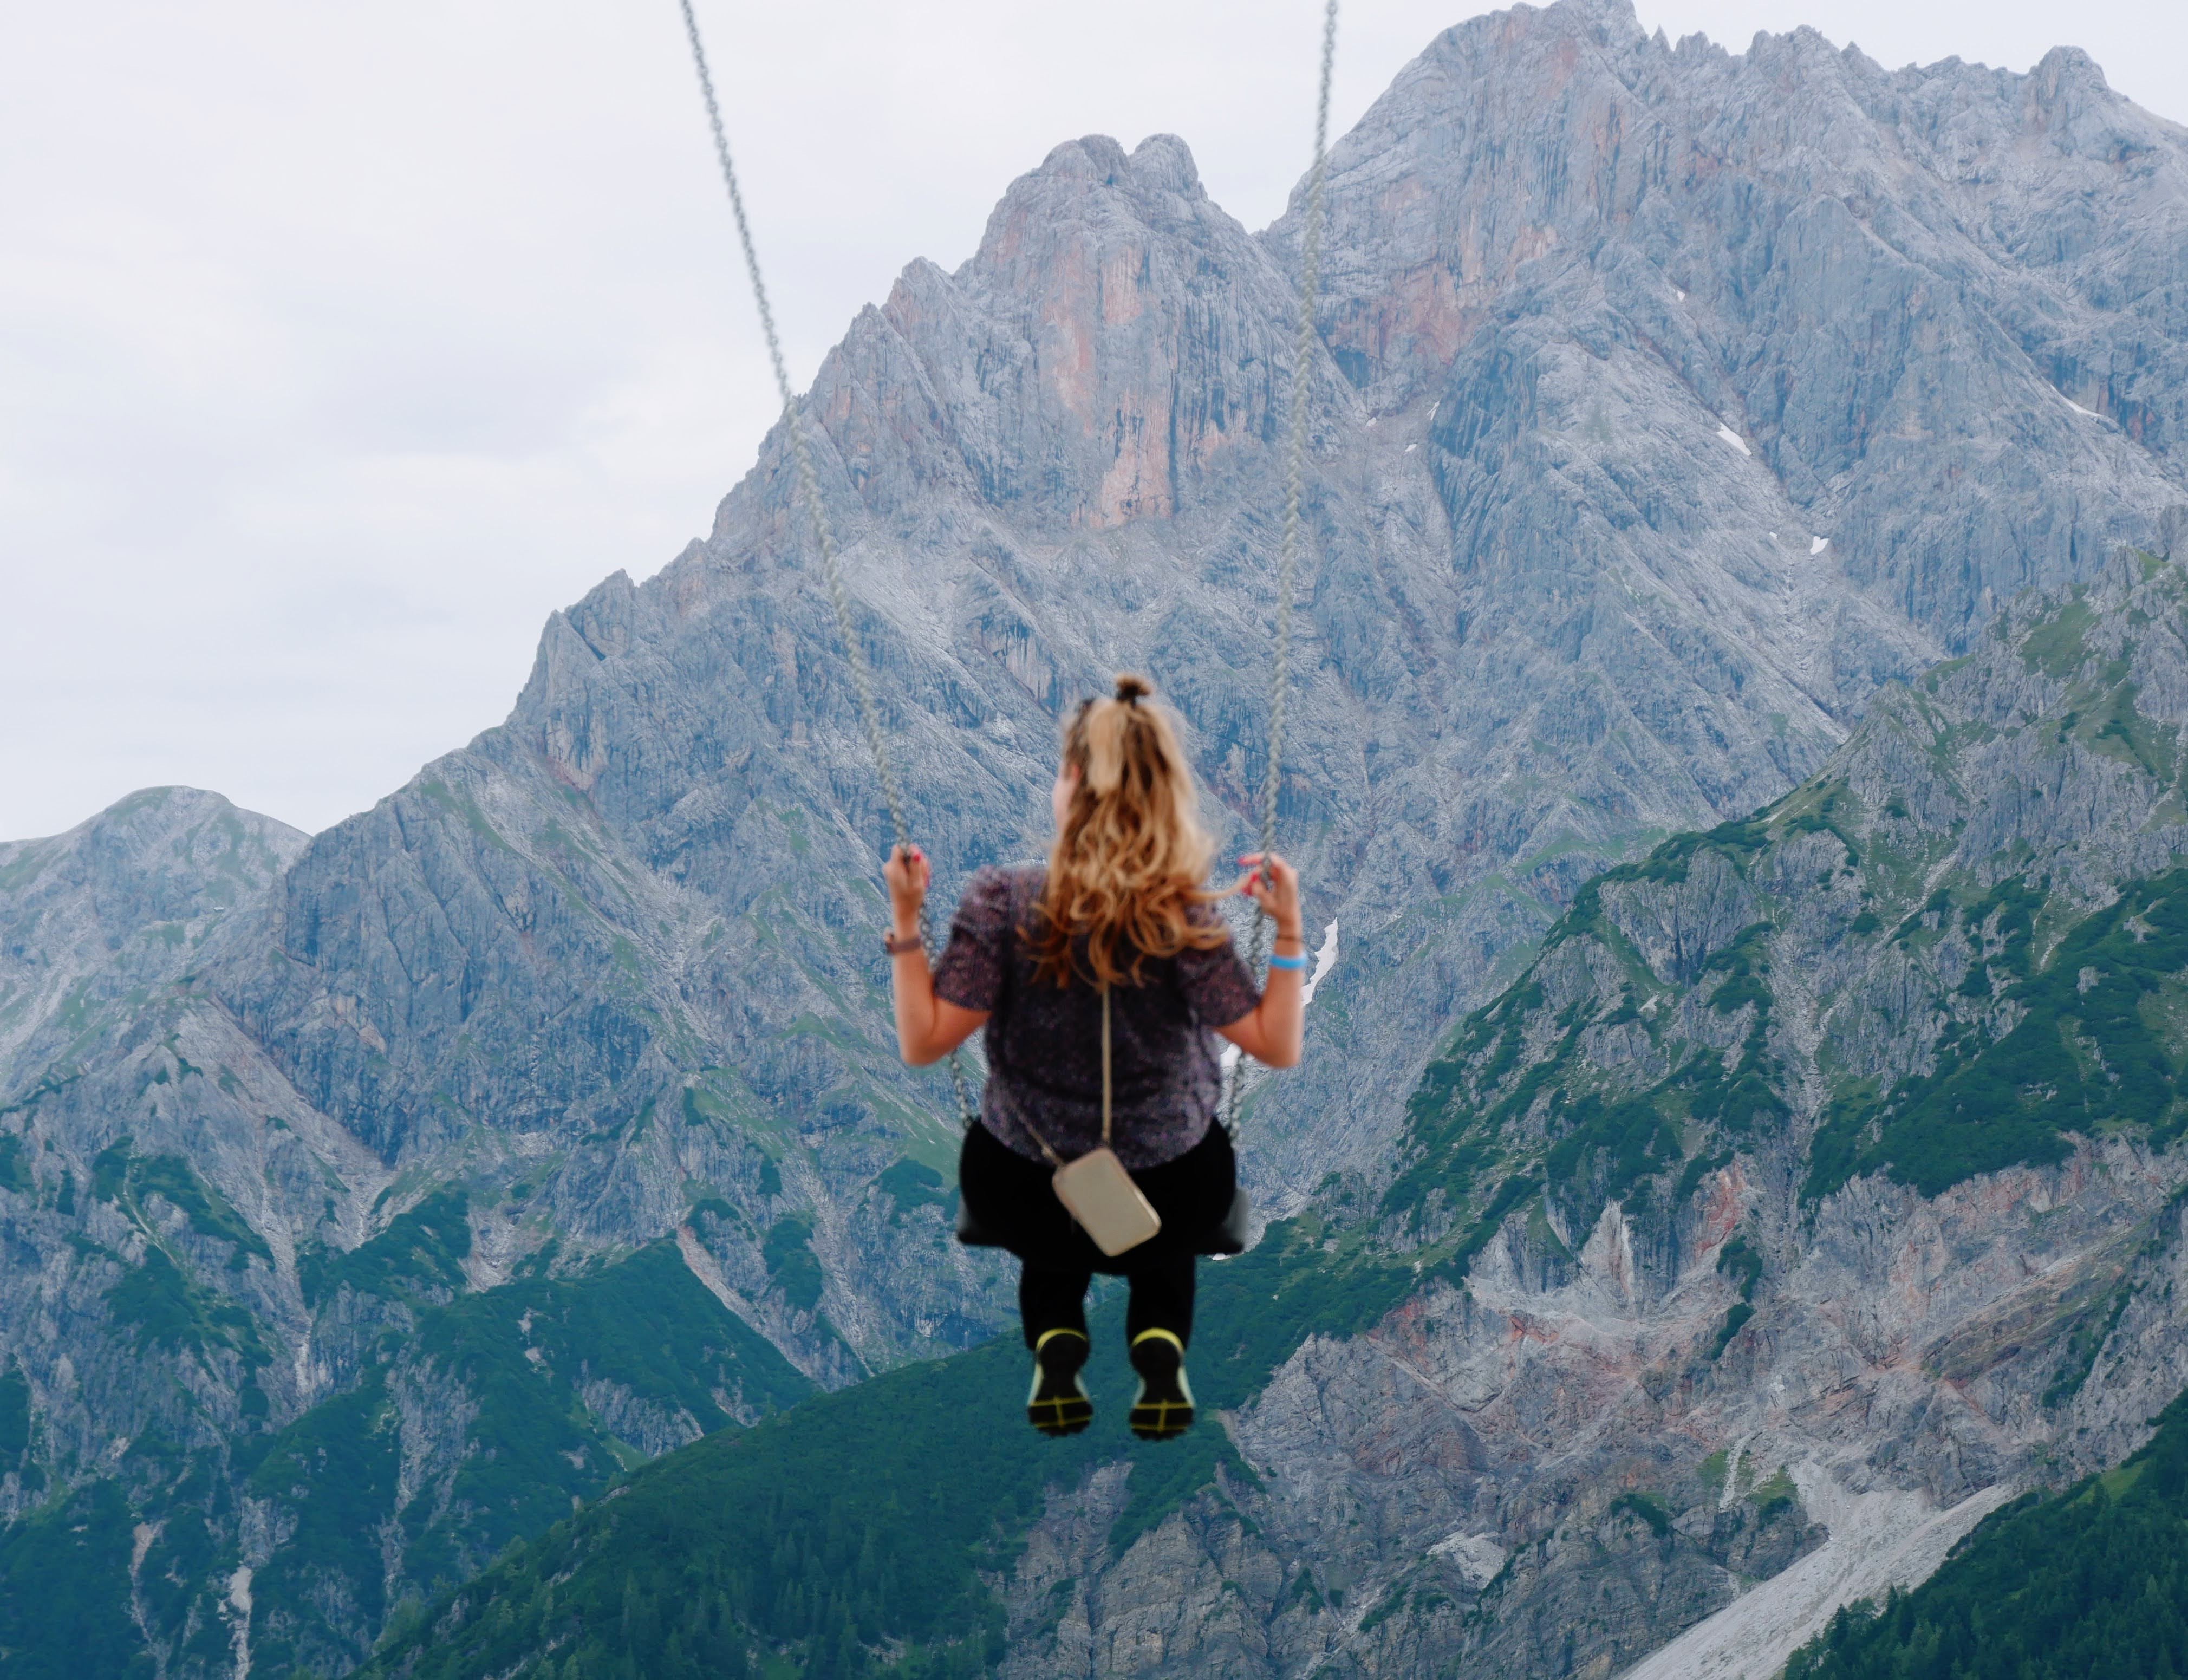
[1259,0,2188,989]
[0,787,304,1084]
[971,554,2188,1677]
[0,791,309,1482]
[1281,2,2187,629]
[216,0,2188,1266]
[5,2,2188,1673]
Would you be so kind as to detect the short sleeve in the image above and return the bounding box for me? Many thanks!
[1177,923,1261,1029]
[930,866,1014,1011]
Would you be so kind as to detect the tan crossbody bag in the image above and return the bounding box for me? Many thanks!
[1032,987,1162,1258]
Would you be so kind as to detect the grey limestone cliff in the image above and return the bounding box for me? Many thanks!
[4,1,2188,1673]
[969,557,2188,1679]
[344,555,2188,1680]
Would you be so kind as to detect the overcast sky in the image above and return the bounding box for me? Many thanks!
[1,0,2179,842]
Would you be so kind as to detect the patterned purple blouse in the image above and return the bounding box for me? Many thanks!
[931,864,1262,1170]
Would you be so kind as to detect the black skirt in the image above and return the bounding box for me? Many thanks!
[958,1119,1238,1275]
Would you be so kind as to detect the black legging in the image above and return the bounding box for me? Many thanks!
[958,1119,1237,1350]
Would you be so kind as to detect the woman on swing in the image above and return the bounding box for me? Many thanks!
[884,675,1305,1440]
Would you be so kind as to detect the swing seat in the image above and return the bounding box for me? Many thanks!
[955,1187,1253,1258]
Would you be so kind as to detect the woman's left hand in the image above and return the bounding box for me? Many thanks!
[1216,852,1308,1069]
[1233,851,1302,939]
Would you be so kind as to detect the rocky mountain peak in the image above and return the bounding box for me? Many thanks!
[6,9,2188,1674]
[795,125,1319,538]
[353,553,2188,1680]
[1,784,300,921]
[0,786,303,1088]
[102,0,2188,1264]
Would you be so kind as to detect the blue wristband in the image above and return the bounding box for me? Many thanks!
[1267,953,1307,972]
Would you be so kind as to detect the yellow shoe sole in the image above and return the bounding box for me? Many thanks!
[1128,1328,1195,1440]
[1028,1329,1092,1437]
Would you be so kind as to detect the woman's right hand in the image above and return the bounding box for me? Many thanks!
[1234,852,1302,939]
[884,844,930,930]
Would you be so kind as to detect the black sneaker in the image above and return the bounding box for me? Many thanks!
[1027,1328,1092,1436]
[1128,1328,1195,1440]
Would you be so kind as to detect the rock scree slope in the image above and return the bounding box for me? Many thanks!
[3,1,2188,1674]
[361,553,2188,1677]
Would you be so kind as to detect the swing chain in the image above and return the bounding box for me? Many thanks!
[1230,0,1337,1132]
[678,0,975,1126]
[679,0,1333,1137]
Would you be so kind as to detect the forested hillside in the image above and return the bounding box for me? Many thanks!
[364,556,2188,1678]
[1785,1391,2188,1680]
[356,1225,1412,1679]
[0,1209,809,1678]
[4,0,2188,1673]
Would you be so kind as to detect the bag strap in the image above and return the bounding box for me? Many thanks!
[1018,1114,1064,1169]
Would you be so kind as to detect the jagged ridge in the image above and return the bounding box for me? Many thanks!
[350,554,2188,1678]
[5,0,2188,1671]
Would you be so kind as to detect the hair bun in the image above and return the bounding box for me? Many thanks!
[1113,673,1152,705]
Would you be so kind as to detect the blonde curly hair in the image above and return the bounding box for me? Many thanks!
[1031,674,1227,988]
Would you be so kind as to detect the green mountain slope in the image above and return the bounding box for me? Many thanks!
[1785,1390,2188,1680]
[1389,557,2188,1299]
[0,1224,811,1678]
[357,1221,1411,1679]
[7,535,2187,1680]
[347,554,2188,1680]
